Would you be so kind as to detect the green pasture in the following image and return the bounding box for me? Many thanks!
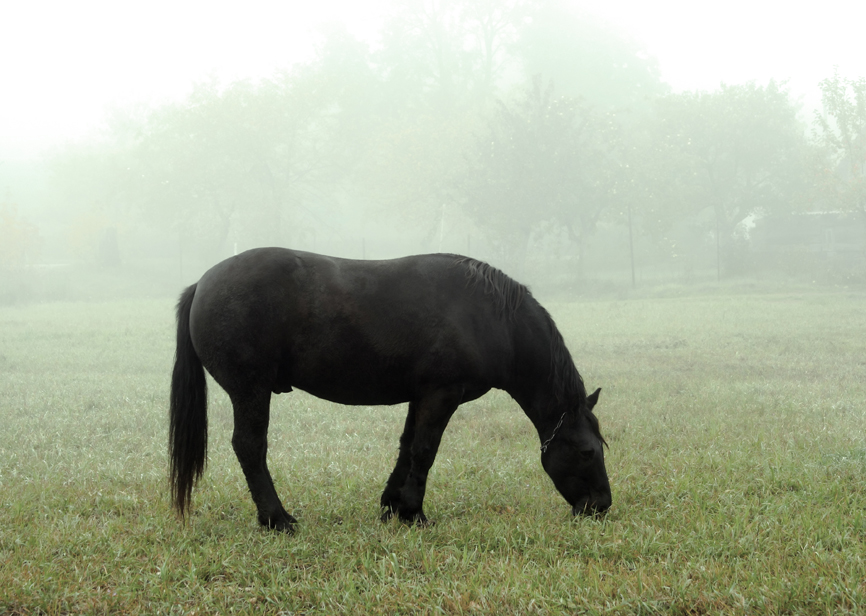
[1,290,865,614]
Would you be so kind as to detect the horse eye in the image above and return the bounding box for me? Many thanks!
[579,449,595,462]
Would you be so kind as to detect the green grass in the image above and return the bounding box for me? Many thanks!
[1,291,865,614]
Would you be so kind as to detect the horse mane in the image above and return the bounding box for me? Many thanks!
[454,257,527,318]
[544,307,587,404]
[543,306,605,444]
[453,256,603,442]
[454,257,605,443]
[454,257,580,400]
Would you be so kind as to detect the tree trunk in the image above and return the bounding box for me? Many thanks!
[715,206,722,282]
[627,202,636,289]
[516,230,531,280]
[566,223,586,282]
[177,227,184,286]
[577,234,586,281]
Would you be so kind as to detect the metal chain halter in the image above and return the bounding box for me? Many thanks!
[540,412,567,453]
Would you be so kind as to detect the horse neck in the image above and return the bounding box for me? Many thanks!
[505,303,582,434]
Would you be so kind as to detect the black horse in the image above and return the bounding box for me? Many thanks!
[170,248,610,532]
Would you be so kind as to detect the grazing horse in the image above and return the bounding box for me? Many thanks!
[169,248,610,532]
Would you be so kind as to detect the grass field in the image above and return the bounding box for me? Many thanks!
[1,289,865,614]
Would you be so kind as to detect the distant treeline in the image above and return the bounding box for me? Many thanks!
[3,0,865,289]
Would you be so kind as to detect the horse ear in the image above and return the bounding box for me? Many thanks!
[586,388,601,410]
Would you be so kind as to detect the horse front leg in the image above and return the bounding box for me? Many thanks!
[380,401,417,521]
[231,390,297,533]
[389,388,461,526]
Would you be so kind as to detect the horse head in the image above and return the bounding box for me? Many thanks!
[540,388,611,516]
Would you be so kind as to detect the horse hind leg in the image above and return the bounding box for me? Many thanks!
[230,390,297,533]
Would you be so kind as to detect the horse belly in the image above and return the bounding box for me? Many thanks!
[288,355,415,406]
[283,323,486,406]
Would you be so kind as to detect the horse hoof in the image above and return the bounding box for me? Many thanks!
[398,512,433,528]
[261,512,298,534]
[380,507,396,523]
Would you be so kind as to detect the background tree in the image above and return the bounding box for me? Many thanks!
[610,114,697,287]
[377,0,532,114]
[84,36,374,266]
[459,0,535,102]
[655,81,816,279]
[0,199,39,269]
[814,71,866,221]
[459,78,618,276]
[517,0,667,112]
[29,0,855,294]
[357,0,530,236]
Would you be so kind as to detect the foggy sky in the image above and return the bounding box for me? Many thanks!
[2,0,865,157]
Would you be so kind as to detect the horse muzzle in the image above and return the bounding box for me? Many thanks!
[572,492,611,517]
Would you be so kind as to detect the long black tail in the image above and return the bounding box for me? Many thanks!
[169,283,208,518]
